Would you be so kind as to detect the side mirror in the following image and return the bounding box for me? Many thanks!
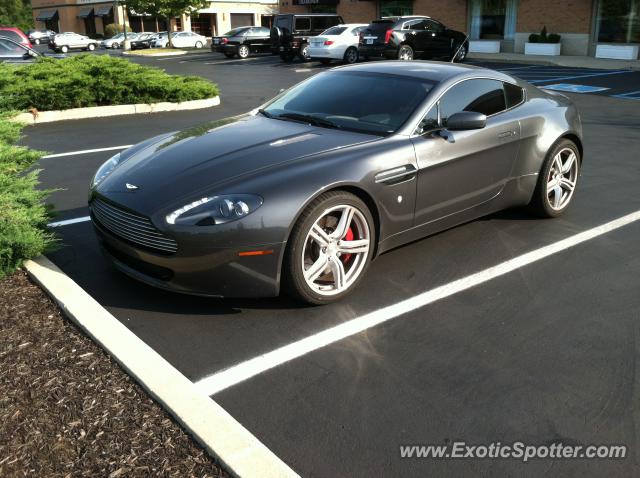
[446,111,486,131]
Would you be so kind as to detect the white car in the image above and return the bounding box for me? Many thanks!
[308,24,367,65]
[101,32,140,49]
[49,32,99,53]
[153,31,207,49]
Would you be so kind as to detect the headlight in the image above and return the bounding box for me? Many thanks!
[91,152,122,188]
[166,194,263,226]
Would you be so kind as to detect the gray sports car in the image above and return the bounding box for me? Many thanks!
[89,61,582,304]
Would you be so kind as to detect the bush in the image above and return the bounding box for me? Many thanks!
[528,26,561,43]
[104,23,124,38]
[0,117,55,278]
[0,55,219,112]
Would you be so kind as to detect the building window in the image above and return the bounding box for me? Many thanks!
[469,0,517,40]
[597,0,640,43]
[379,0,413,18]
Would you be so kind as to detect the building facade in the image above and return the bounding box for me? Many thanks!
[279,0,640,56]
[31,0,278,37]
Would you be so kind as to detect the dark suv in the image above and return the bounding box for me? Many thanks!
[359,16,468,62]
[271,13,343,62]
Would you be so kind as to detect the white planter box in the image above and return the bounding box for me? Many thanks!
[469,40,501,54]
[525,42,561,56]
[595,44,639,60]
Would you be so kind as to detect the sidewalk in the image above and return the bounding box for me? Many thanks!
[468,52,640,70]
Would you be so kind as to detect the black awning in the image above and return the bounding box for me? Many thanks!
[77,8,94,19]
[95,6,113,17]
[36,10,58,21]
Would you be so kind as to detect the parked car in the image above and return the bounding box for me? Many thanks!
[359,16,468,62]
[88,61,583,304]
[0,27,32,49]
[49,32,99,53]
[26,29,56,45]
[212,26,271,59]
[153,31,207,48]
[270,13,344,62]
[102,32,140,49]
[129,32,157,50]
[0,36,65,63]
[308,24,367,65]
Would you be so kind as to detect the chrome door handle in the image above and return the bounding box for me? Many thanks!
[375,165,417,184]
[498,131,516,138]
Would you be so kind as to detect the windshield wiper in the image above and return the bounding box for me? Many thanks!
[258,108,274,118]
[275,112,342,130]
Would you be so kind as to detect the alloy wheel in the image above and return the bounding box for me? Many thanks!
[238,45,249,58]
[344,47,358,64]
[456,44,467,61]
[546,147,578,210]
[301,205,371,296]
[398,45,413,61]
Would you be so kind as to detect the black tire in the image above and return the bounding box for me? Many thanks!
[280,52,294,62]
[528,139,581,218]
[343,46,358,64]
[319,58,332,65]
[237,44,250,59]
[452,41,468,62]
[112,42,119,49]
[398,44,414,60]
[224,52,236,58]
[299,43,310,61]
[282,191,375,305]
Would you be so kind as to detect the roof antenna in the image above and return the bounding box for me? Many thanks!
[451,33,470,63]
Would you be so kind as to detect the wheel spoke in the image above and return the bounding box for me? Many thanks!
[546,178,556,192]
[331,206,355,240]
[553,154,563,174]
[560,177,575,191]
[310,224,330,247]
[328,257,345,291]
[553,185,563,208]
[337,239,369,254]
[304,254,329,283]
[562,152,577,174]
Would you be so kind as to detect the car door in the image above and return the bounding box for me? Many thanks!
[412,79,521,226]
[402,19,427,52]
[172,32,185,47]
[254,27,271,52]
[423,20,451,58]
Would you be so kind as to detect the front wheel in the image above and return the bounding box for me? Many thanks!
[88,43,96,51]
[343,46,358,64]
[112,42,119,49]
[452,42,468,62]
[237,44,250,59]
[299,43,310,61]
[195,41,203,49]
[283,191,375,305]
[528,139,580,218]
[60,45,69,53]
[398,44,414,61]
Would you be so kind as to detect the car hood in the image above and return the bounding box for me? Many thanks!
[96,114,381,214]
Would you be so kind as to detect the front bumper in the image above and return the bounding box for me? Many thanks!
[91,209,284,298]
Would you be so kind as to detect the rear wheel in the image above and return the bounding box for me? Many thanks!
[283,191,375,305]
[88,43,96,51]
[299,43,310,61]
[237,44,250,59]
[195,41,203,49]
[452,42,468,62]
[343,46,358,64]
[398,44,414,60]
[224,52,236,58]
[528,139,580,217]
[112,42,119,49]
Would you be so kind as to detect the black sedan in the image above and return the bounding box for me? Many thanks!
[359,16,468,61]
[89,61,583,304]
[212,26,271,58]
[130,32,158,50]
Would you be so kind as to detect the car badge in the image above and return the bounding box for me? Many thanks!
[125,183,139,191]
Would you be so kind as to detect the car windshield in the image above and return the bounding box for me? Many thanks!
[263,71,434,136]
[321,26,347,36]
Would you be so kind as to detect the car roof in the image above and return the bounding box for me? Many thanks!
[332,60,515,84]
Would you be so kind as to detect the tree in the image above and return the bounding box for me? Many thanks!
[123,0,208,47]
[0,0,34,32]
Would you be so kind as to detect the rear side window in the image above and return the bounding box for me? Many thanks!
[295,17,310,31]
[425,20,444,32]
[504,82,525,108]
[322,26,347,36]
[440,79,506,122]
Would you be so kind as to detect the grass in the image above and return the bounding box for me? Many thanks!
[0,54,219,113]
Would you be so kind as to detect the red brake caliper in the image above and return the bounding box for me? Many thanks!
[341,227,354,263]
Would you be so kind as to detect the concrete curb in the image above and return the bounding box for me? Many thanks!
[24,256,299,478]
[468,52,640,71]
[122,50,188,57]
[12,97,220,124]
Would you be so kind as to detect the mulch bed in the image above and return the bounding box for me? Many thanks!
[0,270,229,477]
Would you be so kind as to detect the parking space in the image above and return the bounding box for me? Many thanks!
[23,54,640,476]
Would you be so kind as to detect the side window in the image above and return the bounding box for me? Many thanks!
[295,17,311,31]
[418,104,440,133]
[425,20,444,33]
[504,82,525,109]
[439,79,506,124]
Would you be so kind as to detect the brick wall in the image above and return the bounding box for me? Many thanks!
[413,0,468,31]
[516,0,593,34]
[338,0,377,23]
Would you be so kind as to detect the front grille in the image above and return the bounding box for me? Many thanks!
[91,198,177,254]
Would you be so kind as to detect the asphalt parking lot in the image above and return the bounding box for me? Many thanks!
[23,53,640,477]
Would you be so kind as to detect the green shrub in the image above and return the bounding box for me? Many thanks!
[528,26,561,43]
[0,55,219,112]
[0,119,55,278]
[104,23,125,38]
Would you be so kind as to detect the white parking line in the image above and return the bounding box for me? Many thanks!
[203,57,268,66]
[48,216,91,228]
[43,145,132,159]
[194,209,640,396]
